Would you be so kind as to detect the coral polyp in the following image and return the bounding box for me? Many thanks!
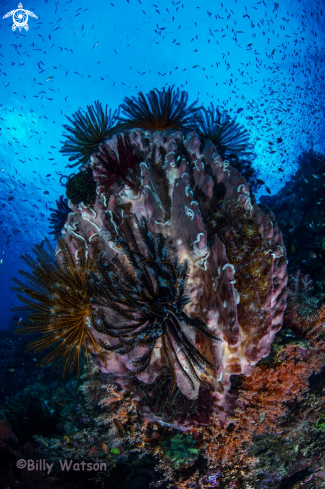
[89,215,218,391]
[11,237,103,376]
[60,100,119,168]
[92,133,143,193]
[117,85,201,132]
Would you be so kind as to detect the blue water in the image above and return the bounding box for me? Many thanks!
[0,0,324,330]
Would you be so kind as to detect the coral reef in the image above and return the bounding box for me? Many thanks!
[17,87,325,489]
[49,195,71,237]
[13,89,288,431]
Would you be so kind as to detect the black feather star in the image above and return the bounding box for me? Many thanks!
[88,215,219,392]
[60,101,119,168]
[117,85,201,132]
[49,195,71,237]
[195,103,253,161]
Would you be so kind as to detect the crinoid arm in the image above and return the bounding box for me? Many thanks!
[88,215,219,392]
[117,85,202,132]
[60,101,120,168]
[49,195,71,237]
[195,103,253,160]
[91,133,142,192]
[11,237,103,376]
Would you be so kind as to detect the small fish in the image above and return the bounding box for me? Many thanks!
[113,418,124,432]
[310,251,317,259]
[102,443,108,452]
[46,76,54,81]
[8,368,15,372]
[312,174,319,179]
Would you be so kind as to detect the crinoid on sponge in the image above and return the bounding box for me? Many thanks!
[11,237,103,376]
[49,195,71,237]
[61,122,287,410]
[60,101,119,168]
[195,103,257,191]
[88,215,218,392]
[27,89,288,429]
[137,372,215,427]
[65,167,97,206]
[196,103,253,160]
[91,133,143,193]
[117,85,201,132]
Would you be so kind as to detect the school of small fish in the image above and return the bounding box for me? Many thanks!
[0,0,323,326]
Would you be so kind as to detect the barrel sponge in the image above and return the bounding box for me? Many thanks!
[61,127,287,414]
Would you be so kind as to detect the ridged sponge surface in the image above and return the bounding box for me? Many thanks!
[61,129,287,409]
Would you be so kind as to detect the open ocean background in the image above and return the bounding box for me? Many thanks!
[0,0,324,326]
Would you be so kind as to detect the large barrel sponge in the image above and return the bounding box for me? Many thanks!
[61,128,287,416]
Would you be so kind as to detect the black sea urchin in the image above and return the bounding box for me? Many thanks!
[117,85,201,132]
[60,101,119,168]
[88,215,219,391]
